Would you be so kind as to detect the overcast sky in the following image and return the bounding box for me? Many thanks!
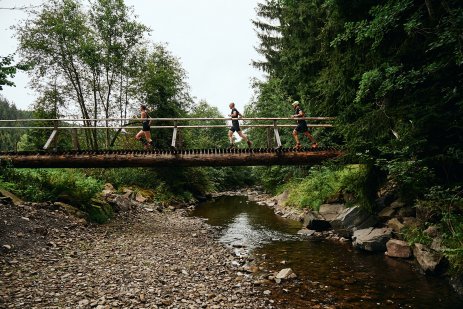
[0,0,264,115]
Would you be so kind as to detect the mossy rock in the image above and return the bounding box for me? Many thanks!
[54,202,88,219]
[86,197,114,223]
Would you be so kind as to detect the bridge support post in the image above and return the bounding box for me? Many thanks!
[171,121,178,148]
[273,120,282,149]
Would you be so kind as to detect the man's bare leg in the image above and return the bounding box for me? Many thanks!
[237,131,253,147]
[292,130,301,148]
[228,130,234,146]
[304,131,317,147]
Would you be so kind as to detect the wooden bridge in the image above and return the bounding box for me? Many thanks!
[0,117,342,168]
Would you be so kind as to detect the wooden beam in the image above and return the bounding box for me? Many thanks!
[0,150,343,168]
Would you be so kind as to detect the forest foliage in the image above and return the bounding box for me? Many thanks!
[250,0,462,201]
[249,0,463,271]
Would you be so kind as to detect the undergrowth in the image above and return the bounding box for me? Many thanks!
[283,164,371,211]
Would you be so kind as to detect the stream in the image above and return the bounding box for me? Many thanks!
[191,195,463,308]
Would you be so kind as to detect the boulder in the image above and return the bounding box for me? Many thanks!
[386,239,412,258]
[122,187,135,199]
[274,190,289,206]
[135,192,147,203]
[88,197,114,223]
[330,206,377,237]
[107,195,131,211]
[387,218,405,233]
[302,211,331,231]
[423,225,439,238]
[0,189,23,206]
[398,206,416,218]
[275,268,296,280]
[378,206,396,221]
[413,243,446,274]
[53,202,87,219]
[318,204,345,221]
[102,183,115,195]
[390,200,406,209]
[352,227,393,252]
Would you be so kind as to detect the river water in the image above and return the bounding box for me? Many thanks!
[191,195,463,308]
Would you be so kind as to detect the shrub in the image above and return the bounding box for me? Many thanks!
[0,168,103,209]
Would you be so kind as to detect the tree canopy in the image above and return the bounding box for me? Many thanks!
[250,0,463,198]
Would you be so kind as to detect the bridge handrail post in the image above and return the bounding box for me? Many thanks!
[171,120,178,149]
[43,120,59,151]
[273,120,282,149]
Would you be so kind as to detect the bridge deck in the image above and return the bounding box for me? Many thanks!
[0,147,342,168]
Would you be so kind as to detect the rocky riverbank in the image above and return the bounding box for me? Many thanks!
[0,192,273,308]
[218,187,463,298]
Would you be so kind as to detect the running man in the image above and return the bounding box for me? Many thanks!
[291,101,317,149]
[228,102,253,148]
[135,105,154,149]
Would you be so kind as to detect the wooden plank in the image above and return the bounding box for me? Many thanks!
[43,130,58,150]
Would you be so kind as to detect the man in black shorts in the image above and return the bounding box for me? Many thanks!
[291,101,317,149]
[228,102,253,148]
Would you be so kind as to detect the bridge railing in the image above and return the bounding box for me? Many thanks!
[0,117,335,150]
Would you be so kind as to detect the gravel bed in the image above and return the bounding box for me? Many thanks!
[0,201,272,308]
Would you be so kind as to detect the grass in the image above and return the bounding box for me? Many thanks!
[282,164,371,211]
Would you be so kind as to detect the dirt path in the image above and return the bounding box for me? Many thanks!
[0,201,271,309]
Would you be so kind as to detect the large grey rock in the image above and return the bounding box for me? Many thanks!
[378,206,396,221]
[330,206,377,237]
[302,211,331,231]
[386,239,412,258]
[413,243,446,274]
[319,204,345,221]
[352,227,393,252]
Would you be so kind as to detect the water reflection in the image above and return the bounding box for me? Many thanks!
[192,195,300,250]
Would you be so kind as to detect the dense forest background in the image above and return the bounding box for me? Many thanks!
[0,0,462,270]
